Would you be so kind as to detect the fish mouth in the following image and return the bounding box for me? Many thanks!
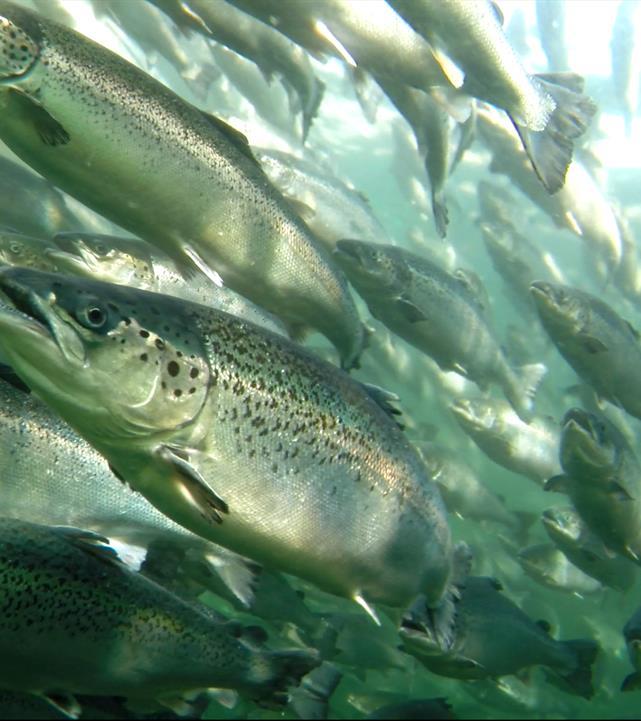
[541,508,578,541]
[530,280,554,304]
[561,411,611,470]
[0,268,85,365]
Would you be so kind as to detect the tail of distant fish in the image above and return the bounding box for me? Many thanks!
[302,78,326,143]
[504,362,547,422]
[431,189,449,239]
[547,639,599,699]
[289,663,342,720]
[511,72,596,194]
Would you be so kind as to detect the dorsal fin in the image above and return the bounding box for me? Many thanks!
[198,111,260,166]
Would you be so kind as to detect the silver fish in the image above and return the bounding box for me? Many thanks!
[0,1,364,369]
[334,240,546,421]
[517,543,603,596]
[0,267,462,638]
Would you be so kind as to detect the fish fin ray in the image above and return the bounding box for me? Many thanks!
[40,692,81,719]
[156,443,229,524]
[51,526,124,567]
[354,593,381,625]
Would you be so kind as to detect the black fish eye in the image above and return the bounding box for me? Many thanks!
[79,303,108,329]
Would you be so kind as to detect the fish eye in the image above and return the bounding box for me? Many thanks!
[93,243,108,256]
[78,302,108,329]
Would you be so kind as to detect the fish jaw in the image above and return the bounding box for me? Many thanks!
[561,412,613,476]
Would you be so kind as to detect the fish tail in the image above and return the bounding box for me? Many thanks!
[289,662,342,720]
[511,72,597,194]
[248,648,321,706]
[431,190,449,239]
[505,362,547,422]
[554,639,599,699]
[302,78,326,143]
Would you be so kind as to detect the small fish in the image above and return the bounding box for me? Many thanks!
[450,398,561,484]
[517,543,603,596]
[0,267,462,641]
[401,576,598,699]
[0,518,320,714]
[0,1,364,369]
[531,281,641,419]
[542,506,638,593]
[388,0,596,192]
[547,409,641,565]
[334,241,545,421]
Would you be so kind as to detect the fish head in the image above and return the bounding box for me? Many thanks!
[542,506,583,546]
[0,230,57,271]
[560,408,617,479]
[517,544,558,583]
[49,232,156,287]
[0,267,212,446]
[0,3,42,83]
[530,281,587,336]
[334,240,406,293]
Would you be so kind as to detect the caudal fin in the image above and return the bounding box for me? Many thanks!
[431,190,449,239]
[512,73,597,194]
[289,663,342,720]
[550,639,599,699]
[505,362,547,422]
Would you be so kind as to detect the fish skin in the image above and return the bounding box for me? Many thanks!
[0,229,60,273]
[0,517,319,706]
[334,240,545,422]
[387,0,596,193]
[254,147,391,252]
[450,398,561,485]
[148,0,324,142]
[0,0,363,369]
[552,408,641,565]
[401,576,598,699]
[50,231,288,336]
[542,506,638,593]
[0,267,455,618]
[531,281,641,419]
[0,375,258,607]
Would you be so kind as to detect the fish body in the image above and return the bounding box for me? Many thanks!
[50,232,287,335]
[450,398,561,484]
[531,282,641,419]
[0,1,363,368]
[387,0,595,193]
[149,0,324,140]
[517,543,602,596]
[335,240,545,421]
[623,606,641,691]
[0,268,456,620]
[0,518,318,707]
[401,576,598,698]
[550,409,641,564]
[542,506,638,592]
[254,148,390,252]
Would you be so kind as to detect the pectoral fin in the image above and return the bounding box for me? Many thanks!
[41,692,81,719]
[156,444,229,524]
[52,526,123,567]
[10,88,70,146]
[395,298,427,323]
[577,333,608,354]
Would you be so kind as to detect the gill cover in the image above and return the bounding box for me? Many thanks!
[0,13,39,80]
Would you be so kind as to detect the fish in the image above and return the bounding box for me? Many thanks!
[400,576,598,699]
[0,229,60,273]
[535,0,568,71]
[622,606,641,692]
[372,77,451,238]
[610,0,641,137]
[0,375,258,607]
[542,506,638,593]
[148,0,324,141]
[0,267,463,641]
[334,240,546,421]
[253,147,391,252]
[415,441,534,540]
[50,232,288,335]
[0,517,320,714]
[387,0,596,193]
[450,398,561,484]
[517,543,603,596]
[530,281,641,419]
[546,409,641,565]
[0,0,364,369]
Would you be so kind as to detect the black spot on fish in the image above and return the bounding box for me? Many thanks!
[167,361,179,377]
[190,367,199,379]
[155,339,165,351]
[140,353,148,362]
[174,389,182,398]
[139,329,149,338]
